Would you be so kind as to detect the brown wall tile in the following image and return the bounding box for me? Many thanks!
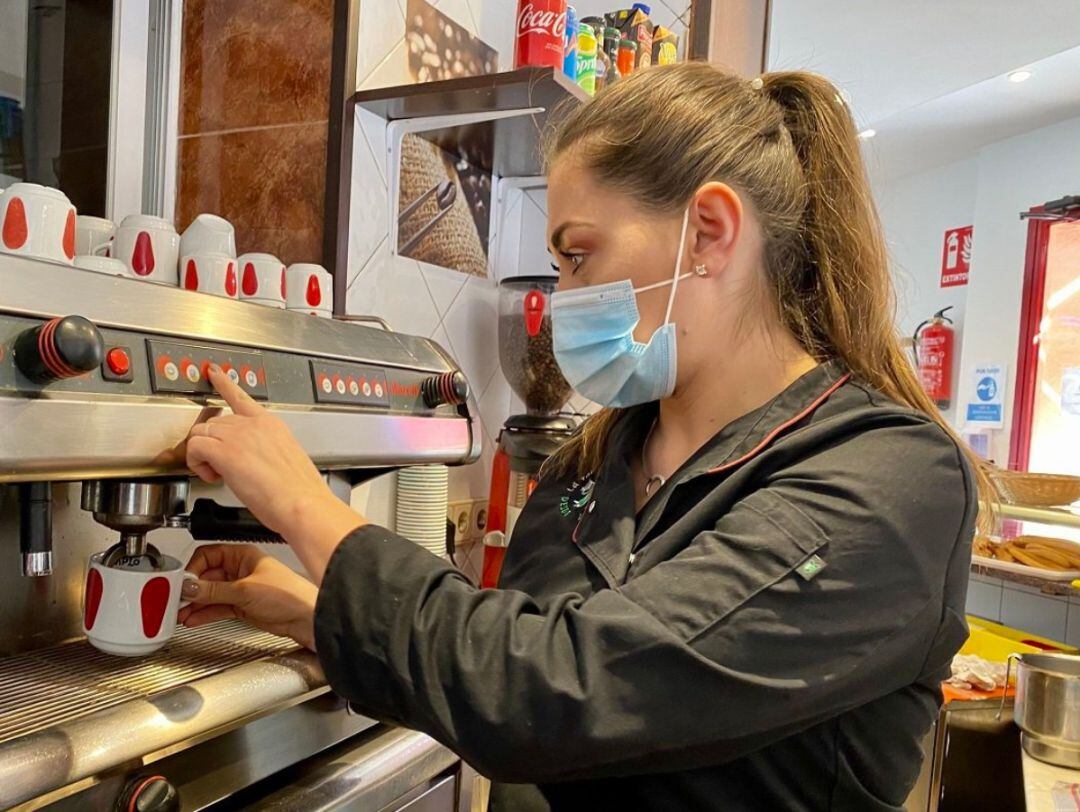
[179,0,333,136]
[176,122,328,265]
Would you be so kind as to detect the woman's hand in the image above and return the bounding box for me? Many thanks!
[179,544,319,651]
[185,365,336,537]
[183,365,365,583]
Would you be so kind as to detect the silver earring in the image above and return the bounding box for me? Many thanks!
[693,264,708,276]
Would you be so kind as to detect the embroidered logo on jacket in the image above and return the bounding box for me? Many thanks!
[559,475,596,517]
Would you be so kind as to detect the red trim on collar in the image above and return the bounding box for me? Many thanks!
[705,373,851,476]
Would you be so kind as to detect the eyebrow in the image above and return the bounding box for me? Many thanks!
[549,220,591,252]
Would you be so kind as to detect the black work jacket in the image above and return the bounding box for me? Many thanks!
[315,361,976,811]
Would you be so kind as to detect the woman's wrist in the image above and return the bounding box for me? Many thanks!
[281,490,367,585]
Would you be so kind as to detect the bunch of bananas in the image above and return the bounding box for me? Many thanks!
[975,534,1080,571]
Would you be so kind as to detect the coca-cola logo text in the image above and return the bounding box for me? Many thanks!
[517,3,566,39]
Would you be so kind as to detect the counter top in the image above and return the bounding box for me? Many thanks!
[1023,750,1080,810]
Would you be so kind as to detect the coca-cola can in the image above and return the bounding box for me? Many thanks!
[514,0,568,70]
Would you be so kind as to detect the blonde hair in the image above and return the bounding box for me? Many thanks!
[543,63,994,516]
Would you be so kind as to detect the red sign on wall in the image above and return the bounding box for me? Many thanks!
[941,225,973,288]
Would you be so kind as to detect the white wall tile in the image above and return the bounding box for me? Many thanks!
[1000,588,1069,642]
[347,126,390,287]
[355,1,407,89]
[492,192,523,284]
[421,263,469,320]
[478,368,513,445]
[965,579,1002,622]
[346,239,443,337]
[356,106,390,186]
[442,276,501,397]
[359,39,412,91]
[518,194,554,278]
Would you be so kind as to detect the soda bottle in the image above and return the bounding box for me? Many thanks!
[576,23,598,95]
[513,0,568,70]
[563,5,578,80]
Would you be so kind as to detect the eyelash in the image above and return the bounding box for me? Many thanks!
[550,251,585,273]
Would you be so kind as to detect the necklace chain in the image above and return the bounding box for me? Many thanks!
[641,416,667,497]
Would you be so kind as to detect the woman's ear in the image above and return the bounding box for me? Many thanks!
[689,182,743,273]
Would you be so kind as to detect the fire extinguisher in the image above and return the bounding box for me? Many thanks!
[913,306,955,409]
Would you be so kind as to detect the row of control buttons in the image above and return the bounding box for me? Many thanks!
[316,373,384,400]
[157,355,265,390]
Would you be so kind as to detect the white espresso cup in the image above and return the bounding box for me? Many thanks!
[0,182,77,264]
[75,215,115,257]
[239,252,286,308]
[112,214,181,285]
[82,552,198,656]
[75,255,133,277]
[285,263,333,313]
[181,213,236,258]
[181,253,238,299]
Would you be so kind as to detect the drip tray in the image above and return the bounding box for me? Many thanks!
[0,620,298,746]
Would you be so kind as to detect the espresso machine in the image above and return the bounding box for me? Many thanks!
[0,253,482,810]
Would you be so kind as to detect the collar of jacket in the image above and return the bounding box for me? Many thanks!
[569,360,851,586]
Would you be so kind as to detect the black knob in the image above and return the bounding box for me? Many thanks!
[422,370,469,408]
[116,775,179,812]
[13,315,104,383]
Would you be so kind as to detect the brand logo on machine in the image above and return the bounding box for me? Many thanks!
[559,475,595,518]
[388,380,420,398]
[517,3,566,38]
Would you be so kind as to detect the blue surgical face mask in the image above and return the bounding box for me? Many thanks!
[551,208,698,408]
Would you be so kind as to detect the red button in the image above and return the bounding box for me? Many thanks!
[106,347,130,376]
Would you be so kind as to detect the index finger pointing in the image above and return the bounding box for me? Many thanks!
[208,365,262,417]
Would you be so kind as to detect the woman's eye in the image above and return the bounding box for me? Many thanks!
[564,253,585,272]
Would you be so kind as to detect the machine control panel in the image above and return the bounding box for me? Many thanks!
[147,339,269,400]
[310,359,389,407]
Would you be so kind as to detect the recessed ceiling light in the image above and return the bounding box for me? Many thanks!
[1009,70,1033,83]
[858,128,877,140]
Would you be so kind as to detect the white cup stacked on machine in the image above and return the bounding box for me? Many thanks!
[238,253,287,309]
[180,214,238,299]
[285,263,333,317]
[0,182,77,265]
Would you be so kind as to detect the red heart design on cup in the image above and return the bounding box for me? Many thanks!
[84,568,104,630]
[140,576,171,637]
[184,259,199,290]
[225,262,237,297]
[306,274,322,307]
[242,262,258,296]
[2,197,28,249]
[63,210,76,259]
[132,232,156,276]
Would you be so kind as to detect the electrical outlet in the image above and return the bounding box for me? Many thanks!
[469,499,488,543]
[447,501,472,545]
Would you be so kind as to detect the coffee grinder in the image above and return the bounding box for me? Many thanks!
[481,276,579,587]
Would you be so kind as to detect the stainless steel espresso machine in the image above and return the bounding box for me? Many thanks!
[0,253,482,810]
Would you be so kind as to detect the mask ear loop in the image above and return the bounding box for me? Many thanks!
[663,208,692,326]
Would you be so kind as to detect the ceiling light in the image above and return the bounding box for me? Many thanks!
[858,128,877,140]
[1009,70,1033,83]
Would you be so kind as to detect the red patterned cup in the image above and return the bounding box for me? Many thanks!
[285,263,333,313]
[0,182,77,265]
[113,215,180,285]
[181,253,239,299]
[82,552,198,657]
[238,252,287,308]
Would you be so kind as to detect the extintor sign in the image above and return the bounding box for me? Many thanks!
[941,225,972,288]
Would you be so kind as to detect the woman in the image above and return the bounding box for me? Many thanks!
[179,64,984,811]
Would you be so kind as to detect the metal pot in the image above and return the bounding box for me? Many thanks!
[1008,652,1080,768]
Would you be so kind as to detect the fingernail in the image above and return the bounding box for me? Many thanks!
[209,363,222,375]
[182,580,200,598]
